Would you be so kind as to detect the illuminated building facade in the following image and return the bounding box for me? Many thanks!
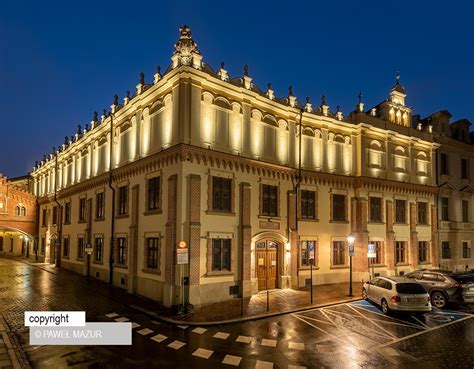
[31,26,441,307]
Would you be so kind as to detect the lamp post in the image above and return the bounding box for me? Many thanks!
[347,235,355,297]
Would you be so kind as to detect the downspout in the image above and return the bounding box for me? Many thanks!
[295,109,303,233]
[434,145,440,268]
[108,112,116,284]
[54,150,62,267]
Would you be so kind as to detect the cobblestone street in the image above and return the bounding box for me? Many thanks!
[1,257,473,369]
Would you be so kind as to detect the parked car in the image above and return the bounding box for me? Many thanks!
[405,270,463,308]
[362,276,431,315]
[449,273,474,304]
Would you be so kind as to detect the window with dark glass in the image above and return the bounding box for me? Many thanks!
[212,239,231,271]
[20,207,26,216]
[261,185,278,217]
[42,209,47,226]
[441,241,451,259]
[79,198,86,222]
[440,153,448,175]
[147,177,160,211]
[212,177,231,212]
[117,237,127,265]
[369,241,383,264]
[118,186,128,215]
[462,242,471,259]
[41,237,46,253]
[395,241,406,264]
[146,237,159,269]
[462,200,469,223]
[64,202,71,224]
[461,158,468,179]
[77,237,85,259]
[332,241,345,265]
[300,240,316,267]
[301,190,316,219]
[52,206,58,225]
[395,199,406,223]
[441,197,449,221]
[63,237,69,257]
[332,194,346,221]
[418,241,428,263]
[96,193,105,219]
[94,237,103,262]
[417,202,427,225]
[15,206,20,216]
[369,197,382,223]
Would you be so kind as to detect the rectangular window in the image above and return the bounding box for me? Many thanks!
[395,241,406,264]
[461,158,468,179]
[369,197,382,223]
[146,237,159,269]
[301,190,316,219]
[77,237,85,259]
[147,177,161,211]
[117,237,127,265]
[94,237,103,262]
[96,193,105,219]
[63,237,69,258]
[332,194,346,221]
[441,241,451,259]
[441,197,449,221]
[332,241,345,266]
[440,153,448,175]
[300,240,316,267]
[212,177,231,212]
[418,241,428,263]
[41,237,46,254]
[462,242,471,259]
[261,185,278,217]
[369,241,383,264]
[462,200,469,223]
[52,206,58,225]
[64,202,71,224]
[79,198,86,222]
[417,202,427,225]
[395,199,406,223]
[42,209,47,226]
[118,186,128,215]
[212,239,231,271]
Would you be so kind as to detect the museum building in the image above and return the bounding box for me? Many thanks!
[30,26,441,307]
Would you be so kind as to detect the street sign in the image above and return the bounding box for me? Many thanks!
[349,244,355,256]
[308,241,315,261]
[177,241,189,265]
[85,244,93,255]
[367,243,376,258]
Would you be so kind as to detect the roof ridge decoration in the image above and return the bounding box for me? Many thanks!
[172,25,203,70]
[391,71,406,95]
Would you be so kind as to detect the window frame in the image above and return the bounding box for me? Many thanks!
[369,197,382,223]
[211,176,232,212]
[261,184,278,217]
[116,237,127,266]
[417,202,428,225]
[418,241,428,263]
[395,241,406,264]
[441,197,449,221]
[332,194,346,222]
[63,237,70,258]
[146,177,161,212]
[117,186,129,216]
[332,240,346,266]
[300,190,316,220]
[95,192,105,220]
[64,202,71,224]
[145,237,160,271]
[441,241,451,259]
[211,238,231,271]
[94,236,103,263]
[78,198,86,222]
[395,199,406,224]
[77,236,85,260]
[462,200,469,223]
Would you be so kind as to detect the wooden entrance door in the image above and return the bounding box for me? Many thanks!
[256,240,278,291]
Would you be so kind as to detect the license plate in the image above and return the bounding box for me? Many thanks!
[407,298,423,302]
[469,287,474,292]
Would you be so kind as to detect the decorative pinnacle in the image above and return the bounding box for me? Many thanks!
[64,136,69,144]
[93,111,98,121]
[268,82,272,90]
[157,65,161,74]
[126,90,130,98]
[336,105,341,112]
[220,61,225,69]
[76,125,82,134]
[113,94,119,105]
[244,64,249,76]
[321,95,327,106]
[358,91,363,103]
[396,71,400,83]
[85,123,89,131]
[103,108,107,116]
[52,146,56,154]
[288,85,293,96]
[140,72,145,85]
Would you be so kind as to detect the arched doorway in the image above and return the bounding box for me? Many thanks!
[255,240,279,290]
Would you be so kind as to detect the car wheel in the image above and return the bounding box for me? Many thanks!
[362,288,368,300]
[431,292,447,309]
[381,299,390,315]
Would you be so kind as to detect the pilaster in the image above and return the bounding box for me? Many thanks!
[128,184,139,294]
[164,174,178,307]
[240,182,252,297]
[409,202,418,267]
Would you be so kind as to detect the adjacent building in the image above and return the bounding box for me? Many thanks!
[31,26,443,307]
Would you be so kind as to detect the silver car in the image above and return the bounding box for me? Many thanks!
[362,276,432,314]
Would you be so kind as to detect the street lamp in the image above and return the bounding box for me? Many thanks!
[347,235,355,297]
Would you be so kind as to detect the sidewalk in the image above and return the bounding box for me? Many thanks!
[14,257,362,325]
[0,317,21,369]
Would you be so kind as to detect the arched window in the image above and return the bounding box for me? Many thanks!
[15,206,20,216]
[21,207,26,216]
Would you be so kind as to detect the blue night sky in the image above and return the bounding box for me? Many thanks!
[1,0,473,178]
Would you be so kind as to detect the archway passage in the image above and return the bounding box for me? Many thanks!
[0,226,35,257]
[256,240,278,290]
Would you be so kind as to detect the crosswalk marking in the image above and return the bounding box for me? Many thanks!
[137,328,154,336]
[167,340,186,350]
[151,334,168,343]
[222,355,242,366]
[192,348,213,359]
[192,327,207,334]
[105,312,119,318]
[288,342,305,350]
[213,332,230,340]
[261,338,277,347]
[236,335,252,343]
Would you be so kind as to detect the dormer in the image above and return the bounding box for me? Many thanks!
[429,110,452,137]
[374,74,412,127]
[450,119,472,144]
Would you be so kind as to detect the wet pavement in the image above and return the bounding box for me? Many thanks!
[1,257,473,369]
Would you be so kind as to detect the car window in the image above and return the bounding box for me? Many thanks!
[450,274,474,284]
[370,278,381,285]
[383,280,392,290]
[407,272,421,279]
[396,283,426,294]
[422,273,439,281]
[436,275,447,282]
